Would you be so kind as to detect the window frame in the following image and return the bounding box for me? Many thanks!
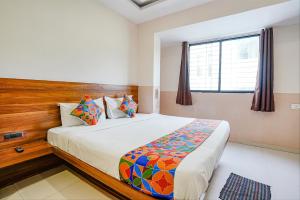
[189,34,260,93]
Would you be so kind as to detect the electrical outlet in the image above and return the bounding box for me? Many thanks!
[290,104,300,110]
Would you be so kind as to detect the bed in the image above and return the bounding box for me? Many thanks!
[48,113,230,200]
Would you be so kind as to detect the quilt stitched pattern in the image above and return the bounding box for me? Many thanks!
[119,119,221,199]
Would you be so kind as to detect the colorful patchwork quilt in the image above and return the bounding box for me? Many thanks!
[119,119,221,199]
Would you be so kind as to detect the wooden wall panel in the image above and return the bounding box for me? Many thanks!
[0,78,138,150]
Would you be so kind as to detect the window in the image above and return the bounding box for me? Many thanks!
[189,35,259,92]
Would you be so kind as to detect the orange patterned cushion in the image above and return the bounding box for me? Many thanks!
[71,96,101,125]
[119,95,138,118]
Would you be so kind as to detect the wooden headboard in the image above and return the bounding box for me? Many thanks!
[0,78,138,150]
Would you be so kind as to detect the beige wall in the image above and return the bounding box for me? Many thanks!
[160,92,300,152]
[138,0,288,112]
[160,24,300,152]
[0,0,138,85]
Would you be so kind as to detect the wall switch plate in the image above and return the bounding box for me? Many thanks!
[3,132,24,140]
[290,104,300,110]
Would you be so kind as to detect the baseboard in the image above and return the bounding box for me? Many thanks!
[229,140,300,154]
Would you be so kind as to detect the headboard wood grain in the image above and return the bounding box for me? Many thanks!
[0,78,138,150]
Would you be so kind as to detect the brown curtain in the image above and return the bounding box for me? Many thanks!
[176,41,192,105]
[251,27,275,112]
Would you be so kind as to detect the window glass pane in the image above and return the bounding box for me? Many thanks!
[189,42,219,91]
[221,36,259,91]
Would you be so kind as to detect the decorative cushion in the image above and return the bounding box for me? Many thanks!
[59,98,106,127]
[104,96,128,119]
[70,96,101,125]
[59,103,85,127]
[119,95,138,118]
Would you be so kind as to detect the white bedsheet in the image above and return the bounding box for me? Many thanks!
[48,114,230,200]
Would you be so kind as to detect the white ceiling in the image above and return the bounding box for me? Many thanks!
[98,0,213,24]
[159,0,300,47]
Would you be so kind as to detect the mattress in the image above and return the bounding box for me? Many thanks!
[48,113,230,200]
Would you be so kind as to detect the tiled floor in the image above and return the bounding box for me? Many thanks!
[0,166,118,200]
[205,143,300,200]
[1,142,299,200]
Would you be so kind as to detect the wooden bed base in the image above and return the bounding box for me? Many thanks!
[53,147,156,200]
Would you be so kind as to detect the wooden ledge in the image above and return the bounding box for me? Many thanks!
[0,140,53,169]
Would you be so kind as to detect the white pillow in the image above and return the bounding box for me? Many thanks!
[94,98,106,122]
[59,103,84,127]
[59,98,106,127]
[105,96,128,119]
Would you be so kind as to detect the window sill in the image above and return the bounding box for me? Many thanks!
[191,90,254,93]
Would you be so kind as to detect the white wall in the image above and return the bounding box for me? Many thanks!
[138,0,288,112]
[274,24,300,93]
[138,0,287,86]
[0,0,138,85]
[161,24,300,94]
[160,43,181,91]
